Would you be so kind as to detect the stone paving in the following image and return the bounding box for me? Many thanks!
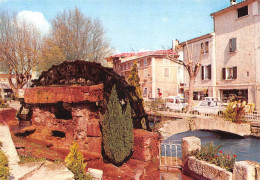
[0,124,74,180]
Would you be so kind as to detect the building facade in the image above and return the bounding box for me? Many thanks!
[211,0,260,107]
[178,0,260,109]
[109,50,183,99]
[178,33,216,100]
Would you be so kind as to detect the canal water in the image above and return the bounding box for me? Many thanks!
[165,130,260,163]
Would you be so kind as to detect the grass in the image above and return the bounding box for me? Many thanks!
[19,154,46,164]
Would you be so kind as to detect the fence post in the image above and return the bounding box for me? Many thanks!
[182,136,201,171]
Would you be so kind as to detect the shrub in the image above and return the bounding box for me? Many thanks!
[191,142,236,172]
[0,151,9,180]
[223,101,246,123]
[65,142,89,180]
[127,61,142,100]
[102,86,133,166]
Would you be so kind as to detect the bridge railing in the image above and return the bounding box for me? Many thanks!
[244,111,260,121]
[158,109,260,122]
[160,140,182,168]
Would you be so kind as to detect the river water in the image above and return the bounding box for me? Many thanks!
[165,130,260,163]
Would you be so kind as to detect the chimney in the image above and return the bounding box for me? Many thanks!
[172,39,179,51]
[230,0,237,6]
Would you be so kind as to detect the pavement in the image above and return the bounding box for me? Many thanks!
[0,124,74,180]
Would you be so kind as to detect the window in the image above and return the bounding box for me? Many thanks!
[144,69,148,78]
[126,63,128,69]
[131,62,133,67]
[222,67,237,80]
[164,68,170,77]
[201,65,211,80]
[143,87,147,97]
[238,6,248,18]
[205,41,209,53]
[201,41,209,54]
[137,60,140,67]
[200,101,207,106]
[163,58,170,64]
[144,58,147,66]
[229,38,237,52]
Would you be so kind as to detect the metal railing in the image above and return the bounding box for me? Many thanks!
[244,111,260,121]
[160,140,182,168]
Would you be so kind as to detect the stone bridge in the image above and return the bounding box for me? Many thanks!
[156,113,252,140]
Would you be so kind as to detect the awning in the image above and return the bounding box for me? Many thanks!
[184,88,208,92]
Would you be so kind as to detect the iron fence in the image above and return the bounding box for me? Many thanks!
[160,140,182,168]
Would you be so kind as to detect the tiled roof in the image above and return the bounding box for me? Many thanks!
[111,49,177,58]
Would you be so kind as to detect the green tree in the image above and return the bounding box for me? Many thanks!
[102,86,133,166]
[124,100,134,155]
[38,37,66,72]
[127,61,142,100]
[65,142,88,180]
[0,150,9,180]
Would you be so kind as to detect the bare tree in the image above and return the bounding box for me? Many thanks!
[167,42,204,113]
[0,11,41,97]
[51,8,111,64]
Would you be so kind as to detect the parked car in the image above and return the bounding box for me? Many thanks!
[192,100,226,115]
[204,97,218,101]
[165,96,187,112]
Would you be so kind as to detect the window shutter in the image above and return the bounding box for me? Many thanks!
[208,65,211,80]
[233,66,237,79]
[232,38,237,52]
[230,38,237,52]
[222,68,226,80]
[201,66,204,80]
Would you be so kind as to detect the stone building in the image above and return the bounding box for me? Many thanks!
[108,49,183,99]
[211,0,260,107]
[178,0,260,109]
[178,33,216,100]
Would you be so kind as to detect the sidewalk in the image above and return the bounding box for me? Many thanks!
[0,124,74,180]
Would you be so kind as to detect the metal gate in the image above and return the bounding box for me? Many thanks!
[160,140,182,168]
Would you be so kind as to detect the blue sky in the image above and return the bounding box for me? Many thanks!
[0,0,243,53]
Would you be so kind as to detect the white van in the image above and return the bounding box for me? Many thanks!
[165,96,187,112]
[205,97,218,101]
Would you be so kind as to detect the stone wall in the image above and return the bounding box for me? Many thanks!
[158,115,251,140]
[182,136,260,180]
[0,108,16,124]
[132,129,159,162]
[250,122,260,137]
[30,107,102,154]
[24,84,103,104]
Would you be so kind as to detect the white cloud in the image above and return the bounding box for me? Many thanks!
[161,16,169,22]
[0,0,8,5]
[16,11,51,35]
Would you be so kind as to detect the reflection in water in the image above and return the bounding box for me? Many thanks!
[165,130,260,163]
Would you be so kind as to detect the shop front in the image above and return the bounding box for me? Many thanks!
[220,89,248,103]
[184,88,208,100]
